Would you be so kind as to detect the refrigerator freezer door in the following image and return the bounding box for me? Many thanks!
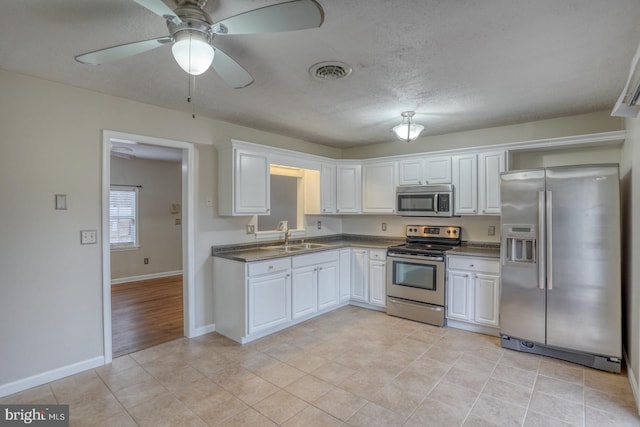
[545,165,621,358]
[500,169,546,344]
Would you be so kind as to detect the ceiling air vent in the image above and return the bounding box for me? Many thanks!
[309,61,352,80]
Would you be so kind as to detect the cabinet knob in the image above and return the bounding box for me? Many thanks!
[268,265,274,270]
[469,264,474,268]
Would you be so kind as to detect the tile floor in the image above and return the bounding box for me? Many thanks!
[2,306,639,426]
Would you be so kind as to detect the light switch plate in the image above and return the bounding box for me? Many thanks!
[80,229,97,245]
[55,194,67,210]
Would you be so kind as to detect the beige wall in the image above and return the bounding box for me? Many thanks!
[110,156,183,280]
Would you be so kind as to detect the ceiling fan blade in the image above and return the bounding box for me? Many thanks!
[211,48,254,88]
[133,0,181,23]
[75,37,171,65]
[215,0,323,35]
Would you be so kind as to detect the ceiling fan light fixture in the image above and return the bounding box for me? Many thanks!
[171,30,214,75]
[393,111,424,143]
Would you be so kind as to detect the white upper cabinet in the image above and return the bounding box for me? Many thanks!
[398,156,451,186]
[478,151,506,215]
[398,158,424,185]
[425,156,452,184]
[362,161,397,213]
[320,163,337,214]
[452,154,478,215]
[336,164,362,214]
[218,145,270,216]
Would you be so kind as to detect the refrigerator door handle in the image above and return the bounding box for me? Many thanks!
[538,191,546,290]
[546,190,553,290]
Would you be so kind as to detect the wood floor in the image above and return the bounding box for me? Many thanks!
[111,275,184,358]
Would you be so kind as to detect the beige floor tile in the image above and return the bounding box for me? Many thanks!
[50,371,112,404]
[313,386,367,421]
[346,401,406,427]
[444,365,491,392]
[370,379,425,417]
[187,387,248,425]
[253,389,309,424]
[285,351,328,373]
[281,405,343,427]
[219,407,278,427]
[534,375,583,404]
[188,353,237,377]
[468,394,527,427]
[491,363,538,389]
[112,378,168,409]
[584,386,638,415]
[404,354,452,379]
[454,353,498,375]
[481,377,532,408]
[256,361,306,387]
[94,354,139,377]
[127,393,207,427]
[263,342,304,362]
[428,380,479,413]
[424,345,465,365]
[221,372,279,405]
[169,377,223,407]
[585,405,640,427]
[285,374,333,403]
[499,350,541,372]
[538,358,584,385]
[523,410,577,427]
[97,364,154,392]
[584,368,633,397]
[146,363,206,391]
[528,391,584,426]
[404,397,466,427]
[339,369,389,400]
[0,384,57,404]
[68,392,131,427]
[311,361,356,385]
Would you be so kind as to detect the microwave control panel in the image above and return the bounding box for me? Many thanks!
[406,225,460,239]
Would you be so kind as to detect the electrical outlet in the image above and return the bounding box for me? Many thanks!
[488,225,496,236]
[175,218,181,225]
[144,258,149,264]
[382,222,387,231]
[205,197,213,207]
[246,224,255,234]
[317,221,322,230]
[80,229,97,245]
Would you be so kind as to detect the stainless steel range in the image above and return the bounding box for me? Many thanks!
[386,225,461,326]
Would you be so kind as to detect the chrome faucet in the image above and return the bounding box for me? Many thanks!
[284,228,291,245]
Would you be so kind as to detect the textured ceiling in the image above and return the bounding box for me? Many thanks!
[1,0,640,148]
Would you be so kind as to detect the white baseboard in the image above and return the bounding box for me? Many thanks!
[190,323,215,338]
[111,270,183,285]
[623,349,640,415]
[0,356,104,399]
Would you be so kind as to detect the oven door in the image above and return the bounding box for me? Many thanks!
[386,253,445,306]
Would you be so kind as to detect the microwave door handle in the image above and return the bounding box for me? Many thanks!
[434,193,439,214]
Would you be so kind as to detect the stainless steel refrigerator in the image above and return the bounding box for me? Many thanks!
[499,164,621,373]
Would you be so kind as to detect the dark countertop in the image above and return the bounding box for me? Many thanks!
[447,242,501,259]
[212,234,405,262]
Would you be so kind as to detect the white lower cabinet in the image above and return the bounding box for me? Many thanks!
[292,250,340,320]
[248,270,291,334]
[339,248,352,302]
[350,248,368,302]
[368,249,387,307]
[446,255,500,333]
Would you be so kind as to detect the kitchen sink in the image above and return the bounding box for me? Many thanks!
[262,242,329,252]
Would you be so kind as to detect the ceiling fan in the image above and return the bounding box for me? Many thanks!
[75,0,324,88]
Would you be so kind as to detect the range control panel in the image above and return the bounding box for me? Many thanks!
[406,225,460,239]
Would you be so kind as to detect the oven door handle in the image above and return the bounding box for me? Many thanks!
[387,253,445,262]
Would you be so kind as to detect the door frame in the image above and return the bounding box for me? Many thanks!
[101,130,196,364]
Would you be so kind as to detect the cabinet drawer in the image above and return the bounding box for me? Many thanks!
[248,258,290,277]
[292,250,339,268]
[369,249,387,261]
[447,256,499,274]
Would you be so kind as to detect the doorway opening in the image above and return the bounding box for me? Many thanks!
[102,130,196,364]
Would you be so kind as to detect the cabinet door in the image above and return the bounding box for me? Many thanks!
[478,151,506,215]
[350,249,368,302]
[368,259,387,307]
[291,266,318,319]
[235,149,270,215]
[398,159,424,185]
[320,163,337,214]
[336,164,362,213]
[425,156,452,184]
[248,272,290,334]
[339,249,351,302]
[317,261,340,310]
[452,154,478,215]
[447,270,472,321]
[474,273,500,327]
[362,162,397,213]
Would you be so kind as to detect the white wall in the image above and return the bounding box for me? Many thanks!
[110,156,182,280]
[622,116,640,405]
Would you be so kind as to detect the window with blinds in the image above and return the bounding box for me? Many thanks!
[110,186,139,249]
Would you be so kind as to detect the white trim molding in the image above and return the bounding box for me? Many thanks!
[191,323,216,337]
[0,356,104,398]
[111,270,183,285]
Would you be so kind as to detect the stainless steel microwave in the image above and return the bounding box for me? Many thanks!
[396,184,454,217]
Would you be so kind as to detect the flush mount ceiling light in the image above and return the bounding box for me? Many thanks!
[171,30,215,76]
[393,111,424,143]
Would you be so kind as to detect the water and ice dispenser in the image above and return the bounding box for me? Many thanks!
[503,225,537,264]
